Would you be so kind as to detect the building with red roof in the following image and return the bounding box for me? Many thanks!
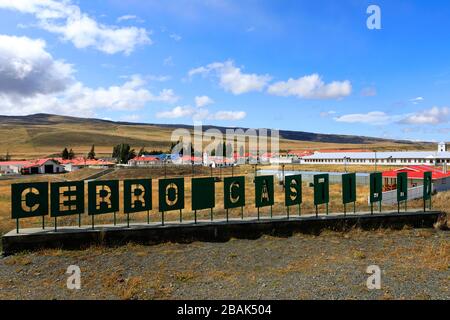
[382,165,450,192]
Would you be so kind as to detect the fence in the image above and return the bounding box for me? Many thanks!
[9,171,434,233]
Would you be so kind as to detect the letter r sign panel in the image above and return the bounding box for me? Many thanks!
[123,179,152,214]
[88,180,119,215]
[159,178,184,212]
[12,182,48,219]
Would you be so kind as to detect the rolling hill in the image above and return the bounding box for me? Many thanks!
[0,113,434,159]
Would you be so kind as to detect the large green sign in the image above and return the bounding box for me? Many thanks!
[11,182,48,219]
[224,176,245,209]
[255,175,274,208]
[123,179,152,214]
[192,177,215,210]
[313,174,329,206]
[159,178,184,212]
[50,181,84,217]
[88,180,119,215]
[423,172,432,200]
[342,173,356,204]
[285,175,302,206]
[369,172,383,203]
[397,172,408,202]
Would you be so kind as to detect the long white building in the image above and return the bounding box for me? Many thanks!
[301,142,450,166]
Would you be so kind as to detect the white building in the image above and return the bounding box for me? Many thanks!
[438,142,447,152]
[301,143,450,166]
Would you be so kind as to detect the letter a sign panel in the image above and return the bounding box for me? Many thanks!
[123,179,152,214]
[224,176,245,209]
[159,178,184,212]
[12,182,49,219]
[255,175,274,208]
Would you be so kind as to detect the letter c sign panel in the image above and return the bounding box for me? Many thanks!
[12,182,49,219]
[159,178,184,212]
[224,176,245,209]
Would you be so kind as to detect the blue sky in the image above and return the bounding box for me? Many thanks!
[0,0,449,142]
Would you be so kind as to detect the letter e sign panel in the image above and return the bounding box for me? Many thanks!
[50,181,84,217]
[159,178,185,212]
[224,176,245,209]
[123,179,152,214]
[12,182,49,219]
[255,175,274,208]
[192,177,215,210]
[88,180,119,215]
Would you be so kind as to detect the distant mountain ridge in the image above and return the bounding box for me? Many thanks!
[0,113,425,145]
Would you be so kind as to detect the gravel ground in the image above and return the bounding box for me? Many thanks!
[0,228,448,300]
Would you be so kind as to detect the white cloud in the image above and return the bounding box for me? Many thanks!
[169,33,182,41]
[120,114,141,122]
[400,106,450,125]
[0,0,151,54]
[195,95,214,107]
[0,35,73,96]
[189,60,271,95]
[156,105,195,119]
[211,110,246,120]
[116,15,144,23]
[0,36,178,116]
[0,74,178,117]
[334,111,393,125]
[268,74,352,100]
[319,110,336,118]
[156,105,246,121]
[410,97,424,104]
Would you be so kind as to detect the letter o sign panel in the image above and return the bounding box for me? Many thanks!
[159,178,185,212]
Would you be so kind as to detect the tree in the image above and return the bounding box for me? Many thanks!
[68,148,75,160]
[62,148,69,160]
[112,143,136,164]
[138,147,145,157]
[87,144,96,160]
